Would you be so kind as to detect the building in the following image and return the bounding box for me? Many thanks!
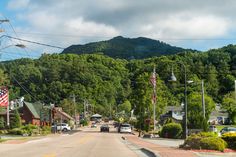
[160,106,184,124]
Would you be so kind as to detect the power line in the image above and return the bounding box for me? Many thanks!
[3,35,65,49]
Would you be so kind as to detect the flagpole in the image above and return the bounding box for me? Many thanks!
[7,87,10,127]
[153,66,156,131]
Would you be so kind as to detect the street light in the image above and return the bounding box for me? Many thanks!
[168,62,188,139]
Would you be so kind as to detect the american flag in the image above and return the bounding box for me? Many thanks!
[150,67,156,88]
[0,87,9,107]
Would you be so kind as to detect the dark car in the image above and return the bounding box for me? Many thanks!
[100,124,109,132]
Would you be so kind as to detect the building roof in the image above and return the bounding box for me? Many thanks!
[165,106,183,112]
[24,102,41,118]
[91,114,102,118]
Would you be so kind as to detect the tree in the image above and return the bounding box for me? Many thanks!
[10,110,21,129]
[119,100,131,114]
[187,92,215,129]
[0,116,5,129]
[222,92,236,124]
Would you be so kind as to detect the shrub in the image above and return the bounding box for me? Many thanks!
[41,126,51,135]
[221,133,236,150]
[0,117,5,129]
[8,128,27,135]
[160,123,182,139]
[181,132,227,151]
[200,137,226,151]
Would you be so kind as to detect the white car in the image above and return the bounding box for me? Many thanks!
[54,123,71,132]
[119,124,132,133]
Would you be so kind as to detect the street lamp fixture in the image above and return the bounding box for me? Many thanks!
[168,62,188,139]
[0,44,26,51]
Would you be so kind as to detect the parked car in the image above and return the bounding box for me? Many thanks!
[52,123,71,132]
[220,127,236,135]
[209,125,217,133]
[100,124,109,132]
[119,123,132,133]
[91,123,97,128]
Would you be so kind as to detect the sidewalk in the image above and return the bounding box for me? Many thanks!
[125,135,197,157]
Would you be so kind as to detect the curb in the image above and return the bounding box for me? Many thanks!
[140,148,159,157]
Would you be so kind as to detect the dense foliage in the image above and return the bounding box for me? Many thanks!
[62,36,190,59]
[159,122,183,138]
[0,44,236,126]
[181,132,227,151]
[221,133,236,149]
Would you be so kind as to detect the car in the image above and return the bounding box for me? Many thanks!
[52,123,71,132]
[100,124,109,132]
[209,125,217,133]
[220,127,236,135]
[91,123,97,128]
[119,123,132,133]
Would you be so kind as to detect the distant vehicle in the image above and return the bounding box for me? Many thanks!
[52,123,71,132]
[119,123,132,133]
[100,124,109,132]
[220,127,236,135]
[91,123,97,128]
[113,121,119,128]
[209,125,217,133]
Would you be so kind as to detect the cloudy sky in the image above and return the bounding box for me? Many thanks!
[1,0,236,60]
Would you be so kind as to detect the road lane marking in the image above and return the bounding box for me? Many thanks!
[79,134,93,144]
[42,153,56,157]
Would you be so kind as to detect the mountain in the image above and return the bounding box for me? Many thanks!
[62,36,193,59]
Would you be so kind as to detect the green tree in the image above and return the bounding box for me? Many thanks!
[222,92,236,124]
[10,110,21,129]
[187,92,215,129]
[0,116,5,129]
[119,100,131,114]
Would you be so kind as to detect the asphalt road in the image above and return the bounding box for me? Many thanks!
[0,124,138,157]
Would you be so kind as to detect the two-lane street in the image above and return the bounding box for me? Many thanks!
[0,125,138,157]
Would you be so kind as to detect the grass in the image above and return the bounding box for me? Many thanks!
[0,139,7,143]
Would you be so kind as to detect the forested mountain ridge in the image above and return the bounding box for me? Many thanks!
[1,44,236,121]
[62,36,194,59]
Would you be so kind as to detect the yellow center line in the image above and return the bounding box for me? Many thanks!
[42,153,56,157]
[79,134,93,144]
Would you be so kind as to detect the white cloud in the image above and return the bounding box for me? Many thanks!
[7,0,30,10]
[3,0,236,56]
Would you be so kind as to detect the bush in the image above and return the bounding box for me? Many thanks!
[221,133,236,150]
[80,119,88,126]
[181,132,227,151]
[8,128,27,135]
[200,137,226,151]
[41,126,51,135]
[160,123,182,139]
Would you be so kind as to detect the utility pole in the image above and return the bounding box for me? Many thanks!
[201,80,205,119]
[72,94,76,124]
[234,80,236,102]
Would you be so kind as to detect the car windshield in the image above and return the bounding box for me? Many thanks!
[121,124,130,127]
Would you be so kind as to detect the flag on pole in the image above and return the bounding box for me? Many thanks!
[150,68,156,88]
[0,87,9,107]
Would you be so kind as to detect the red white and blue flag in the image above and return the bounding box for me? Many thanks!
[150,68,156,88]
[150,67,157,104]
[0,87,9,107]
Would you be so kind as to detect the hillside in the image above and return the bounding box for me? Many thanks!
[62,36,193,59]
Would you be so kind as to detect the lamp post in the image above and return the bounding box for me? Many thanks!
[169,62,188,139]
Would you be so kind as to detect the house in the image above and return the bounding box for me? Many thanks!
[20,101,52,126]
[52,107,74,124]
[209,105,229,124]
[160,106,184,124]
